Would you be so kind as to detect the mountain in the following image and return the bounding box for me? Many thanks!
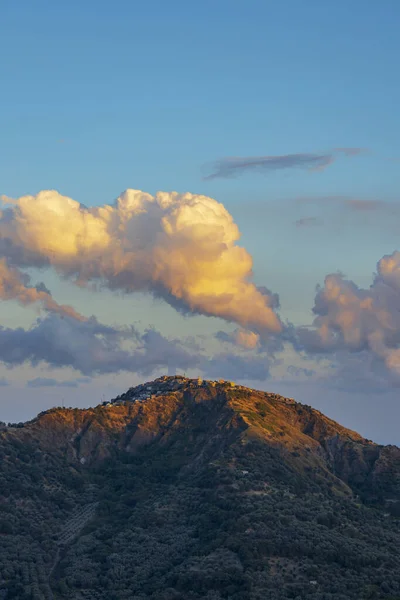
[0,376,399,600]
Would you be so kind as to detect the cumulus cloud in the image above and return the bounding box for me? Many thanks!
[203,148,365,180]
[296,251,400,381]
[0,259,84,320]
[0,189,281,335]
[0,195,17,206]
[6,187,400,393]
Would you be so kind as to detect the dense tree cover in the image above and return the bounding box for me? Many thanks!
[47,438,400,600]
[0,382,399,599]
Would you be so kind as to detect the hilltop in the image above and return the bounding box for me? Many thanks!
[0,377,400,599]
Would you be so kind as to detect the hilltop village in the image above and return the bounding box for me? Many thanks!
[105,375,235,405]
[4,377,296,429]
[104,375,296,406]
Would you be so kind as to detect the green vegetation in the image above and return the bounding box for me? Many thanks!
[0,377,399,599]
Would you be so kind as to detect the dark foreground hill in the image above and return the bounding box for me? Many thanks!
[0,376,399,600]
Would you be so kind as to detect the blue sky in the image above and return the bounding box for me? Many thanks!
[1,1,400,443]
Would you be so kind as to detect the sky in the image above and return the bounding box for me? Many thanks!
[1,0,400,445]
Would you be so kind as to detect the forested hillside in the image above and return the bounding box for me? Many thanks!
[0,376,399,599]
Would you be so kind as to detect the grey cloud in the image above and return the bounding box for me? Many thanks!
[0,377,10,387]
[0,308,279,382]
[203,148,364,180]
[135,330,280,382]
[257,286,280,310]
[286,365,315,378]
[332,147,367,156]
[325,352,396,394]
[215,331,234,345]
[215,328,285,355]
[0,315,135,375]
[202,353,272,381]
[293,197,398,232]
[130,328,199,376]
[34,281,52,295]
[27,377,82,388]
[297,195,398,214]
[0,314,203,377]
[295,217,322,228]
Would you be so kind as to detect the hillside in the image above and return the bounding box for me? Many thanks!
[0,376,399,599]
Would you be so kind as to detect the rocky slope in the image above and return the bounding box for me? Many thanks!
[0,376,399,599]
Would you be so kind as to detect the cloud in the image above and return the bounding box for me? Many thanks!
[128,328,199,376]
[286,365,315,378]
[0,189,281,336]
[216,328,260,349]
[296,195,398,214]
[202,352,271,381]
[0,195,17,206]
[0,259,85,320]
[0,315,136,375]
[203,148,365,180]
[295,217,322,228]
[332,147,367,156]
[0,377,9,387]
[296,251,400,384]
[344,199,390,212]
[0,312,206,377]
[322,352,397,394]
[27,377,83,388]
[0,304,282,382]
[293,197,400,233]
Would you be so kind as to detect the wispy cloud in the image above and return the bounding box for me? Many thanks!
[332,147,366,156]
[294,196,400,228]
[344,199,394,212]
[203,148,365,180]
[295,217,323,228]
[0,259,85,321]
[296,195,398,213]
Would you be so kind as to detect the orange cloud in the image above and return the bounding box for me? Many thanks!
[0,259,84,320]
[0,189,282,335]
